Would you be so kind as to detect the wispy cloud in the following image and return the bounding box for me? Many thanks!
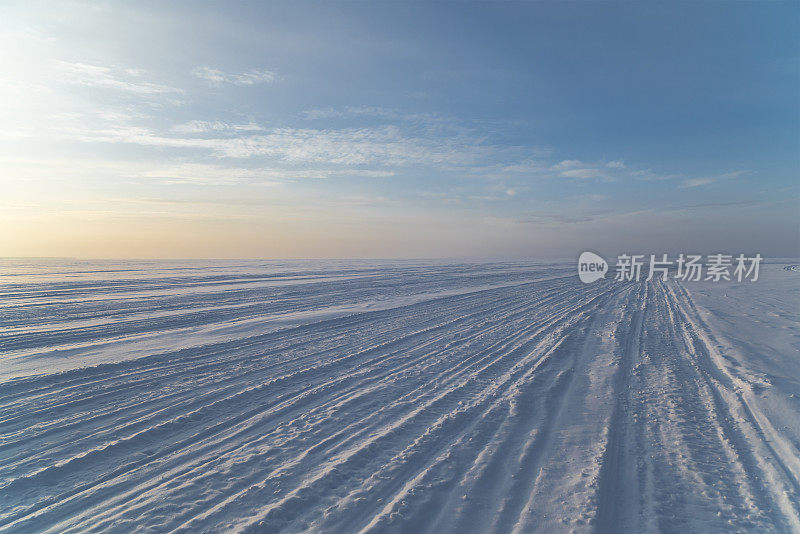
[559,168,607,179]
[58,123,533,169]
[680,170,746,188]
[302,106,468,137]
[55,61,182,95]
[192,66,278,86]
[518,212,601,225]
[548,158,697,184]
[303,108,346,120]
[170,120,265,134]
[304,106,448,123]
[550,160,608,179]
[467,159,547,179]
[681,177,717,188]
[670,199,766,210]
[138,163,394,185]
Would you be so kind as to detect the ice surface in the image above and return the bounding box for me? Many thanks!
[0,259,798,532]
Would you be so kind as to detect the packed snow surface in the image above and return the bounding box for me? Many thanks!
[1,259,799,533]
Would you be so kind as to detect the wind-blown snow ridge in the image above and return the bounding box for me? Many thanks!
[0,259,798,533]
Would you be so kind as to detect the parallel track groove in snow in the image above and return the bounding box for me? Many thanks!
[1,260,797,533]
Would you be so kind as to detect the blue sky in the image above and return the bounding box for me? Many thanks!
[1,1,798,258]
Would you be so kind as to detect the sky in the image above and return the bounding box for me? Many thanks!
[1,1,798,259]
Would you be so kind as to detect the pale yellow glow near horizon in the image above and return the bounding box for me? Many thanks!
[0,206,535,259]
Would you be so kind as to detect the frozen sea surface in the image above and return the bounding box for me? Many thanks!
[0,259,798,533]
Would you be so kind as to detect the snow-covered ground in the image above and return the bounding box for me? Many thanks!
[1,259,798,533]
